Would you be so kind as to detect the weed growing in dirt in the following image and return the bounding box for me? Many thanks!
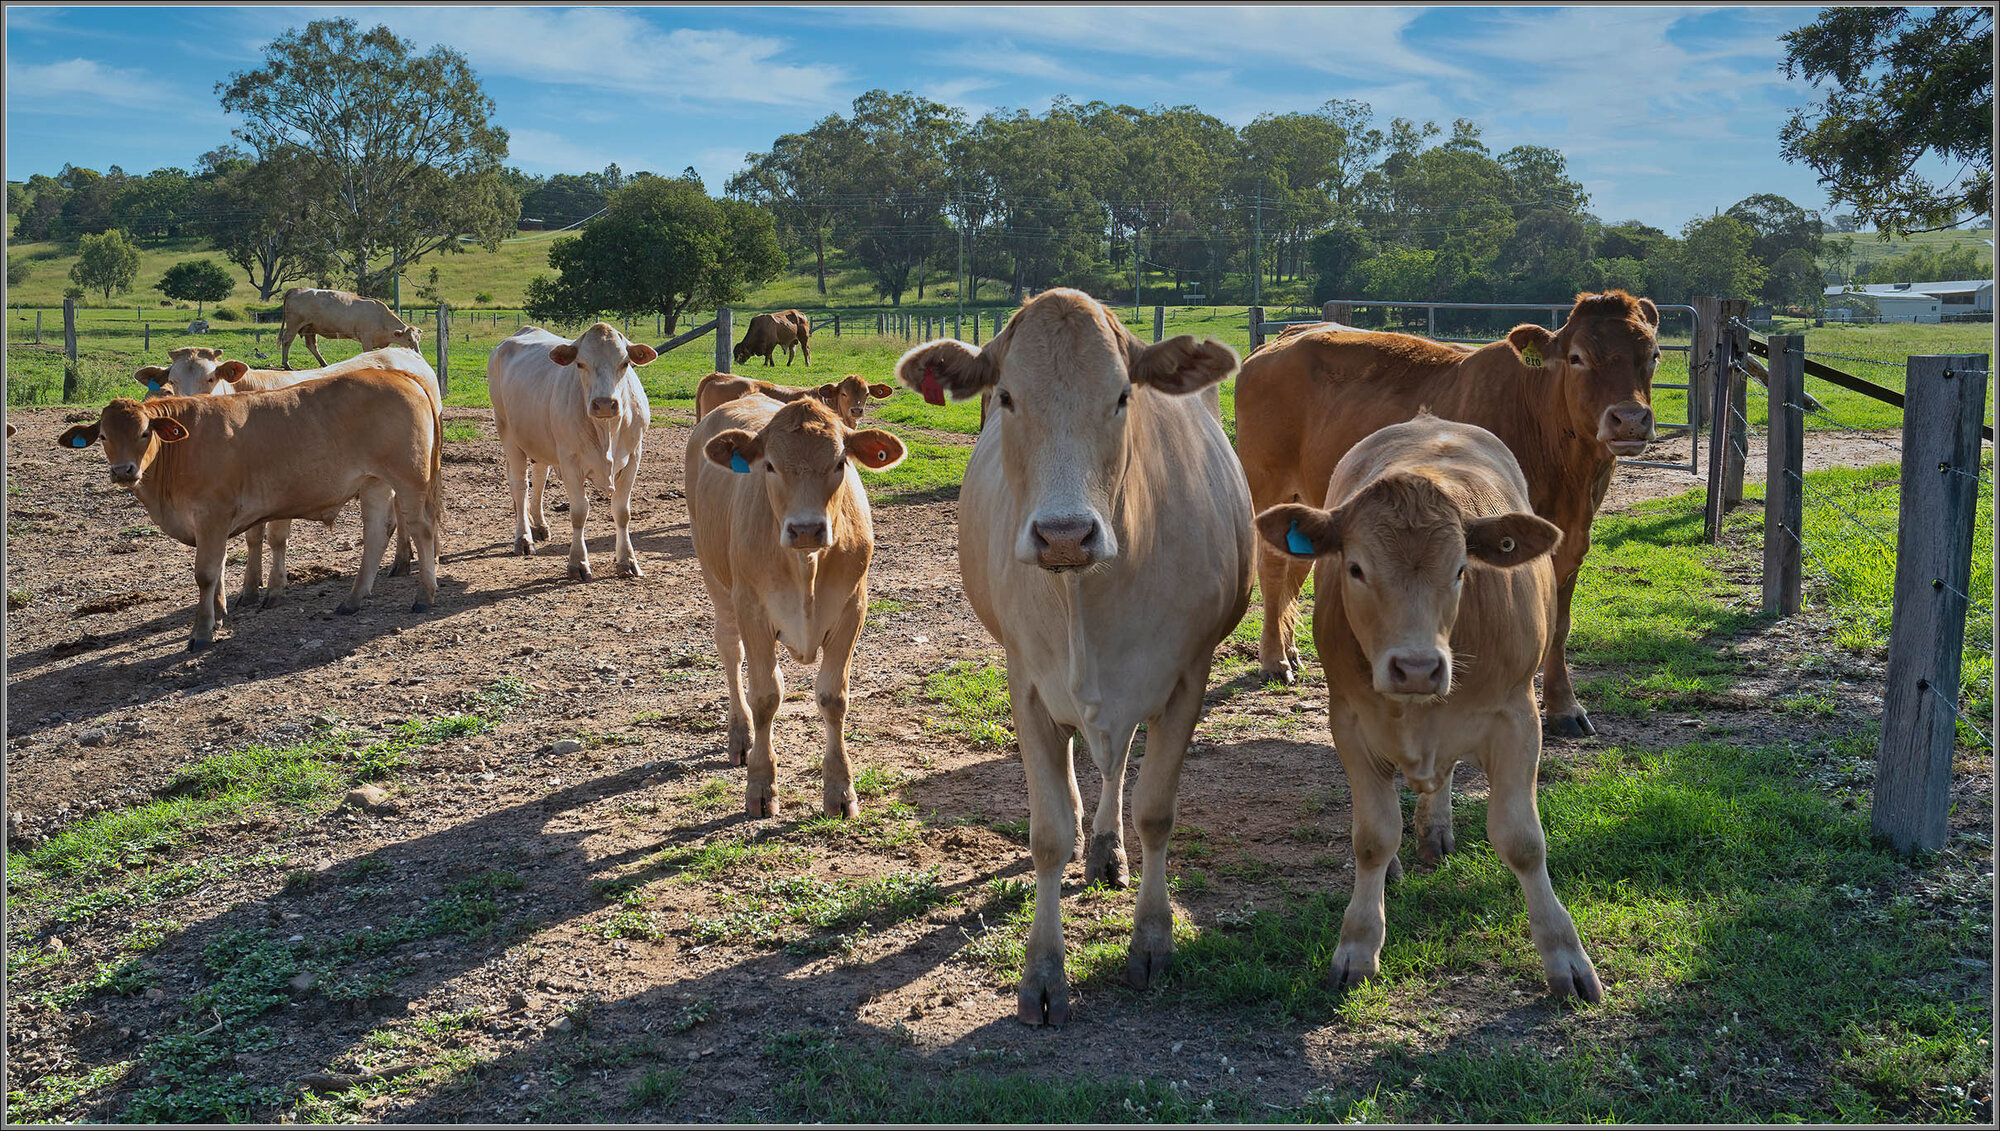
[441,420,482,443]
[627,1066,685,1110]
[921,660,1012,746]
[686,869,945,949]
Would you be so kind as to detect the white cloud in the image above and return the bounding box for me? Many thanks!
[6,56,190,112]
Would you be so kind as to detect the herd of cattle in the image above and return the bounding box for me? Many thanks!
[36,283,1668,1026]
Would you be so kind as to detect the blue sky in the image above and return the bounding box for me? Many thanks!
[0,5,1926,231]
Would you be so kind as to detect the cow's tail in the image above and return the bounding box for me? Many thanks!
[425,405,445,543]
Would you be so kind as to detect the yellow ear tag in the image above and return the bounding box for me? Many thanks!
[1520,346,1544,368]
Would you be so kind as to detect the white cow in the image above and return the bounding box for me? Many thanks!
[895,288,1254,1027]
[487,323,656,581]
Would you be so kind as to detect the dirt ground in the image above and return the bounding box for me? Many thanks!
[2,404,1979,1121]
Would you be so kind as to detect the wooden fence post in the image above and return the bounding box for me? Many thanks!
[832,312,839,338]
[1702,299,1747,542]
[1322,300,1352,325]
[715,307,734,374]
[1690,296,1720,446]
[1762,334,1805,615]
[35,309,42,344]
[435,302,450,396]
[143,323,150,352]
[972,311,980,345]
[1248,305,1265,352]
[1723,311,1751,508]
[1154,305,1164,343]
[1872,353,1990,853]
[61,297,78,401]
[953,314,961,340]
[994,309,1003,338]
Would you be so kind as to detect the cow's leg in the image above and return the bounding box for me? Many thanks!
[303,330,329,368]
[560,456,594,581]
[814,599,864,818]
[707,583,751,767]
[388,506,413,577]
[1329,723,1401,990]
[799,337,809,367]
[260,520,293,609]
[278,326,295,369]
[1015,675,1077,1028]
[528,463,551,543]
[394,485,437,613]
[611,450,643,579]
[1126,669,1205,990]
[189,535,227,651]
[1541,569,1593,737]
[1081,718,1141,890]
[740,611,784,818]
[1414,763,1458,866]
[337,483,394,614]
[1480,703,1601,1002]
[237,525,265,611]
[1256,542,1312,685]
[505,444,536,556]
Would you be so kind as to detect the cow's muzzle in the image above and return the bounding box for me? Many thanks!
[782,518,830,551]
[109,463,140,486]
[1030,515,1100,571]
[1376,648,1449,700]
[588,397,621,419]
[1598,402,1655,456]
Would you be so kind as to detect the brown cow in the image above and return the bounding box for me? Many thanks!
[732,310,811,367]
[1235,290,1660,738]
[56,370,442,650]
[686,396,906,817]
[694,372,894,426]
[278,287,422,369]
[1255,413,1601,1002]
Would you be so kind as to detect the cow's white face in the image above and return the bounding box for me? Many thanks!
[549,322,657,420]
[388,324,422,351]
[137,348,248,398]
[1257,478,1560,701]
[893,289,1237,572]
[704,400,905,552]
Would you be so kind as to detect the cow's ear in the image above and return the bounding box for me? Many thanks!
[1464,512,1561,568]
[149,417,191,443]
[135,366,169,392]
[1507,324,1557,368]
[816,383,841,403]
[1131,335,1238,395]
[199,347,224,360]
[215,361,250,383]
[1255,503,1340,560]
[845,429,906,471]
[705,429,764,473]
[626,343,658,366]
[56,423,101,450]
[1637,298,1660,327]
[895,339,996,404]
[868,383,894,400]
[549,343,579,366]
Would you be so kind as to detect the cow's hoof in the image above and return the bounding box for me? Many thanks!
[513,537,535,557]
[1259,663,1297,687]
[1545,710,1595,738]
[1418,825,1456,867]
[388,561,411,578]
[1385,855,1404,886]
[1016,962,1071,1028]
[258,594,283,611]
[236,591,261,612]
[824,790,860,819]
[187,637,213,653]
[1126,938,1174,990]
[410,601,430,614]
[530,523,550,542]
[745,782,780,819]
[1084,832,1129,889]
[618,558,643,579]
[569,562,593,582]
[334,604,359,616]
[726,721,751,767]
[1327,946,1380,991]
[1546,951,1604,1003]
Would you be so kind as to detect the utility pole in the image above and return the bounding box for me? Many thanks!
[1251,191,1262,310]
[1133,229,1141,319]
[957,191,966,332]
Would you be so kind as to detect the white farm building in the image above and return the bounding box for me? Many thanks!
[1823,279,1994,323]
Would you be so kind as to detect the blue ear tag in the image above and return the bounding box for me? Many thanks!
[729,452,750,474]
[144,381,161,393]
[1286,519,1314,556]
[70,435,91,448]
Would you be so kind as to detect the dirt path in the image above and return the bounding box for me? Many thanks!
[0,404,1963,1120]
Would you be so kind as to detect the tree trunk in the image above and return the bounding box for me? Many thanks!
[814,226,827,296]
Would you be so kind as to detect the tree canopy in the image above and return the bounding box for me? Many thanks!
[155,259,236,317]
[70,229,141,301]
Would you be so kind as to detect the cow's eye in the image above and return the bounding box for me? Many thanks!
[1456,565,1465,581]
[1116,387,1130,410]
[1348,563,1364,581]
[763,461,774,473]
[1569,355,1584,366]
[996,389,1013,410]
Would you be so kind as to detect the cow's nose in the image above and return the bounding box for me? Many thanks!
[784,519,829,549]
[1383,650,1446,696]
[589,397,620,418]
[108,462,139,484]
[1032,516,1099,570]
[1608,403,1654,438]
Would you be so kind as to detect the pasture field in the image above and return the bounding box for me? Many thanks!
[2,354,1990,1123]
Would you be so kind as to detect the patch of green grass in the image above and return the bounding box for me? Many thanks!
[864,597,908,629]
[921,660,1012,746]
[686,869,945,949]
[627,1066,685,1110]
[440,420,482,443]
[5,1060,138,1124]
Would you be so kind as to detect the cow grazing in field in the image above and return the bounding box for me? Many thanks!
[1255,414,1601,1002]
[488,323,656,581]
[687,395,906,817]
[278,287,422,369]
[136,347,443,608]
[732,310,812,368]
[1235,290,1661,738]
[895,288,1254,1027]
[694,372,894,426]
[56,370,442,650]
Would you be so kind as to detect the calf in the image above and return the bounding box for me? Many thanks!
[278,287,422,369]
[896,289,1254,1026]
[687,396,905,817]
[694,372,894,426]
[57,371,442,650]
[488,324,655,581]
[1255,414,1601,1002]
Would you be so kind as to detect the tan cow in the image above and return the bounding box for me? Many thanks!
[135,347,443,607]
[694,372,894,426]
[733,310,811,367]
[896,289,1253,1027]
[1254,413,1601,1002]
[1236,290,1661,738]
[56,370,442,650]
[687,395,906,817]
[278,287,422,369]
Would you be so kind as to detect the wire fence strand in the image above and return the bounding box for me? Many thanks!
[1928,680,1993,749]
[1786,469,1899,557]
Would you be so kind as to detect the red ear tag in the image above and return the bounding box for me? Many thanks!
[918,363,946,406]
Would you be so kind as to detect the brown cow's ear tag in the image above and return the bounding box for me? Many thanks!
[1520,346,1544,368]
[150,418,190,443]
[918,363,946,406]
